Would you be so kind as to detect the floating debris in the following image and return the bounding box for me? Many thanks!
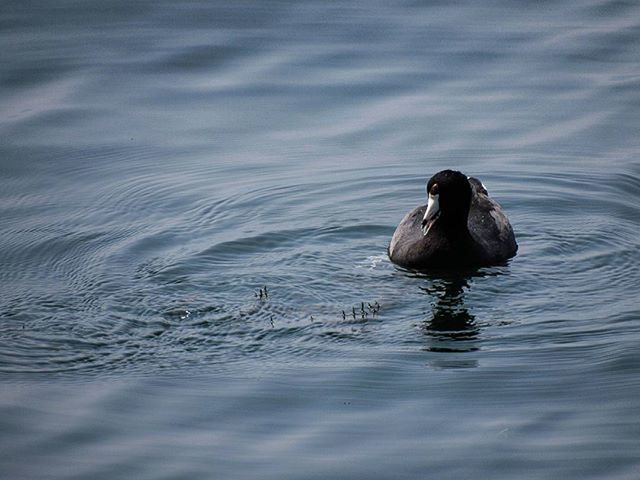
[342,301,381,320]
[255,286,269,300]
[368,301,381,315]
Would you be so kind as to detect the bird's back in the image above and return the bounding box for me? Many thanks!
[467,177,518,263]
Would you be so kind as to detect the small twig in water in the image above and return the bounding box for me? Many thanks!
[256,286,269,300]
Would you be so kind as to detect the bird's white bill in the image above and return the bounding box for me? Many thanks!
[421,193,440,236]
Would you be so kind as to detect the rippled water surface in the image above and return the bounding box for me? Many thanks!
[2,1,640,479]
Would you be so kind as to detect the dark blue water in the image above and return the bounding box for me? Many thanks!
[2,1,640,478]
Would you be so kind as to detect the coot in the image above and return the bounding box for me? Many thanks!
[388,170,517,269]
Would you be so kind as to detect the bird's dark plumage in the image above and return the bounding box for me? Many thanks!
[388,170,517,269]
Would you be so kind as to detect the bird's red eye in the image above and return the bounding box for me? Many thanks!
[430,183,439,195]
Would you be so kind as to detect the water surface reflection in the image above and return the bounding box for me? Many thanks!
[417,274,479,370]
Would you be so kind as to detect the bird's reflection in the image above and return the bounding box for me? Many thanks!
[419,271,480,356]
[397,266,507,368]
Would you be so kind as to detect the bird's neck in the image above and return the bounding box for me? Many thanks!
[439,211,470,235]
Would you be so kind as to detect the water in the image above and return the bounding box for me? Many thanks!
[1,1,640,478]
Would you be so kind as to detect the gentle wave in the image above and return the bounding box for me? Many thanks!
[2,160,639,375]
[0,0,639,380]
